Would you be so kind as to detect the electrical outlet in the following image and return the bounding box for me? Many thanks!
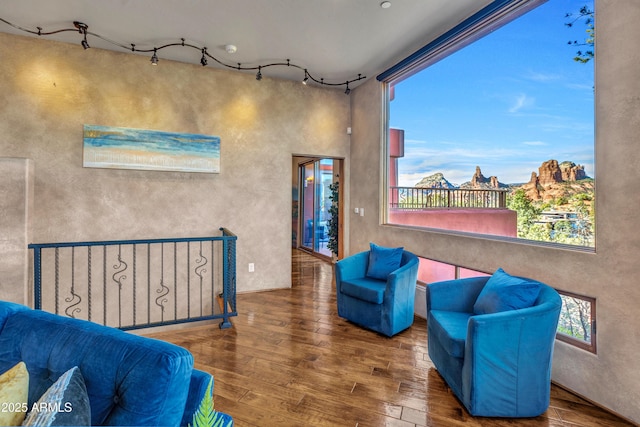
[354,207,359,214]
[248,263,255,272]
[360,208,365,216]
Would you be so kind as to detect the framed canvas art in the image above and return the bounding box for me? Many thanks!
[83,125,220,173]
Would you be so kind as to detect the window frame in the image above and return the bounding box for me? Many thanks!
[378,0,598,353]
[556,290,597,353]
[378,0,595,252]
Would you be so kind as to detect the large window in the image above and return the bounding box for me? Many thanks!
[382,0,595,248]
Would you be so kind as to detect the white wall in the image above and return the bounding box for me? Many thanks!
[348,0,640,422]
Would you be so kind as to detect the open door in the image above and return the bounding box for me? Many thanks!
[293,157,342,260]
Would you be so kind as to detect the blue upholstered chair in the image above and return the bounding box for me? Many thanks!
[335,244,419,337]
[426,270,562,417]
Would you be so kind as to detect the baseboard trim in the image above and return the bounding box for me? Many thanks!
[550,381,637,425]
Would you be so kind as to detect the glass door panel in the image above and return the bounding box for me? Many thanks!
[314,159,333,255]
[301,163,315,250]
[300,159,334,257]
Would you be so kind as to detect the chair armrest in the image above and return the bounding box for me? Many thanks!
[180,369,214,427]
[462,296,562,415]
[335,251,369,283]
[427,277,489,313]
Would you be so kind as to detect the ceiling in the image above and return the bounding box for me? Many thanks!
[0,0,490,89]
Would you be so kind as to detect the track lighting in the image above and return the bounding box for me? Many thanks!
[0,18,366,94]
[200,48,208,66]
[74,21,90,49]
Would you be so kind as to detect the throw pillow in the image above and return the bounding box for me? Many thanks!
[189,378,233,427]
[366,242,404,280]
[473,268,542,315]
[22,366,91,427]
[0,362,29,426]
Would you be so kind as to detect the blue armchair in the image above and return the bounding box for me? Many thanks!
[335,246,419,337]
[426,273,562,417]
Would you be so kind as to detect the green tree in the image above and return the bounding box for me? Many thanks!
[507,189,541,239]
[570,194,594,245]
[566,5,594,63]
[327,181,339,256]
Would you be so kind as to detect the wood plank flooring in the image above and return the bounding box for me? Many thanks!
[147,250,634,427]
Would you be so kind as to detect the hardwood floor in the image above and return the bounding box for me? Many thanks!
[148,250,634,427]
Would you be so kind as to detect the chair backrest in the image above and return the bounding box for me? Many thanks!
[535,283,562,309]
[400,250,418,268]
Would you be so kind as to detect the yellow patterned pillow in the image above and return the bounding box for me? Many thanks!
[0,362,29,426]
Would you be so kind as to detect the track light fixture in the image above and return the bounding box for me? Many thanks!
[150,48,158,65]
[74,21,90,49]
[0,17,366,94]
[200,48,208,66]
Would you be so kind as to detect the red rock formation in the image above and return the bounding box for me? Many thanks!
[467,166,501,188]
[470,166,487,187]
[519,160,589,202]
[560,161,587,181]
[537,160,563,187]
[523,172,541,200]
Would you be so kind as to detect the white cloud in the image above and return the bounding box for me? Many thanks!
[508,94,534,113]
[522,140,548,146]
[525,70,561,82]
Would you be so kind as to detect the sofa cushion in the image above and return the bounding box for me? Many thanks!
[0,309,193,427]
[341,277,386,304]
[0,361,28,426]
[429,310,473,358]
[473,268,542,315]
[23,366,90,427]
[366,243,403,280]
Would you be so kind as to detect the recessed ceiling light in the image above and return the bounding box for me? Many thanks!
[225,44,237,54]
[380,1,391,9]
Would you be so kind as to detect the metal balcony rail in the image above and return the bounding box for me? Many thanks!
[29,228,237,331]
[389,186,507,209]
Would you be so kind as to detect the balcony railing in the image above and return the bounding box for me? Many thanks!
[29,228,237,331]
[389,186,507,209]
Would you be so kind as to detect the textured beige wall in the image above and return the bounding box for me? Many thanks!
[0,32,350,294]
[349,1,640,422]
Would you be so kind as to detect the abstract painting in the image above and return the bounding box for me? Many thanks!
[83,125,220,173]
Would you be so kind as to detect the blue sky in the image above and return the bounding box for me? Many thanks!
[390,0,594,187]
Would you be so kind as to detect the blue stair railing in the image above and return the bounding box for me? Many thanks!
[29,228,237,330]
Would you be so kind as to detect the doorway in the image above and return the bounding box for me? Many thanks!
[292,156,342,260]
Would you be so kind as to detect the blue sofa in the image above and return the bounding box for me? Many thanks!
[335,248,419,337]
[427,273,562,417]
[0,301,232,426]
